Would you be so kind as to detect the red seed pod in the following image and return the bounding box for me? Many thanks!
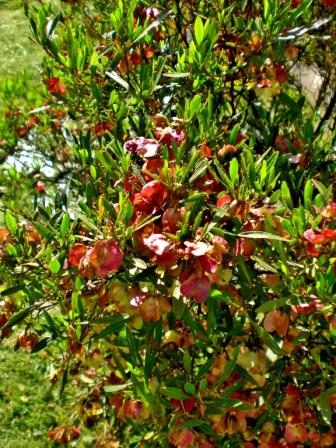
[139,297,161,322]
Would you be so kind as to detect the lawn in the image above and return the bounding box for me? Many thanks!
[0,0,43,78]
[0,3,63,446]
[0,341,65,447]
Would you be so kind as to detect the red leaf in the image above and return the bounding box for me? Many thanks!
[184,241,210,257]
[196,254,218,274]
[264,310,289,337]
[168,428,194,447]
[274,65,288,83]
[124,136,160,158]
[162,207,184,233]
[321,228,336,239]
[142,159,164,176]
[93,122,113,136]
[303,229,328,244]
[93,240,124,277]
[233,239,256,257]
[322,201,336,219]
[154,126,185,146]
[140,180,168,209]
[45,77,66,95]
[306,242,322,257]
[217,195,232,207]
[200,144,211,158]
[139,297,161,322]
[79,240,123,279]
[68,243,87,267]
[323,0,336,7]
[143,233,173,255]
[170,399,196,413]
[180,272,211,303]
[285,384,301,399]
[284,423,308,443]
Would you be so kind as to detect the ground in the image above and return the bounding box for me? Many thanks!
[0,0,42,78]
[0,339,64,447]
[0,2,61,446]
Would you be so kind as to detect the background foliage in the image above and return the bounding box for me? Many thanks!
[0,0,336,447]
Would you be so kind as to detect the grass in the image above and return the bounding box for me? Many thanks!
[0,337,100,447]
[0,9,65,445]
[0,340,65,447]
[3,2,100,446]
[0,0,43,78]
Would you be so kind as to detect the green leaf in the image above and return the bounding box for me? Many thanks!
[263,0,270,20]
[4,212,17,235]
[69,208,102,235]
[60,212,71,237]
[163,387,189,400]
[209,288,235,304]
[6,244,17,256]
[229,158,239,186]
[173,297,186,319]
[133,258,147,269]
[48,259,61,274]
[94,314,129,339]
[31,337,51,353]
[200,379,207,393]
[323,386,336,396]
[184,382,196,395]
[105,70,129,90]
[133,10,173,44]
[104,383,131,393]
[252,323,284,355]
[183,350,192,374]
[213,158,234,193]
[46,14,61,38]
[163,72,190,78]
[0,284,26,297]
[251,256,278,273]
[196,358,216,380]
[228,124,240,145]
[238,231,290,242]
[189,95,202,118]
[126,326,138,366]
[194,16,204,46]
[320,394,332,425]
[303,121,313,143]
[303,179,313,209]
[256,297,289,314]
[145,346,156,383]
[43,310,60,337]
[2,304,39,330]
[33,222,52,239]
[216,347,239,386]
[281,181,293,208]
[235,364,259,386]
[182,310,207,337]
[59,365,68,397]
[204,398,251,412]
[179,419,211,429]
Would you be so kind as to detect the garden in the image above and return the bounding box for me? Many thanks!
[0,0,335,447]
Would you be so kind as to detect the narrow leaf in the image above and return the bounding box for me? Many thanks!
[216,347,239,386]
[104,383,131,393]
[133,10,173,44]
[238,231,290,242]
[4,212,18,235]
[256,297,289,314]
[252,323,284,355]
[105,70,129,90]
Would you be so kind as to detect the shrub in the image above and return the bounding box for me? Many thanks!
[0,0,336,446]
